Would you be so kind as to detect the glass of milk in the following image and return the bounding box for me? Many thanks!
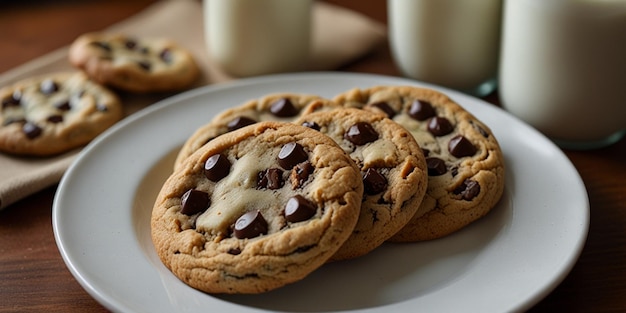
[387,0,503,97]
[499,0,626,149]
[203,0,312,77]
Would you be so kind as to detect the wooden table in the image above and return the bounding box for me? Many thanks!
[1,1,624,312]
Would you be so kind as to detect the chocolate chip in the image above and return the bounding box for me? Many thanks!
[257,168,284,190]
[363,168,387,195]
[278,142,308,170]
[139,46,150,54]
[427,117,453,136]
[137,61,151,71]
[40,79,59,95]
[291,161,314,188]
[180,189,210,215]
[472,121,490,138]
[204,153,231,182]
[269,98,298,117]
[160,49,172,63]
[46,115,63,123]
[426,157,447,176]
[284,195,316,223]
[453,179,481,200]
[234,211,268,239]
[90,41,112,52]
[124,39,137,50]
[449,135,476,158]
[96,103,108,112]
[227,116,256,131]
[23,122,42,139]
[408,100,436,121]
[301,121,320,131]
[55,100,71,111]
[2,91,21,109]
[344,122,378,145]
[421,148,430,157]
[227,247,241,255]
[369,101,396,118]
[450,166,459,177]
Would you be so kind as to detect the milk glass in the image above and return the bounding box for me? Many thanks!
[203,0,312,77]
[388,0,502,97]
[499,0,626,149]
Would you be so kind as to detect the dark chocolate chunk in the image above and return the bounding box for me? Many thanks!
[124,39,137,50]
[291,161,314,188]
[40,79,59,95]
[137,61,151,71]
[453,179,481,200]
[301,121,320,131]
[54,100,71,111]
[96,103,108,112]
[344,122,378,145]
[257,168,284,190]
[421,148,430,157]
[408,99,436,121]
[2,91,21,109]
[234,211,268,239]
[160,49,173,63]
[426,157,447,176]
[23,122,42,139]
[180,189,210,215]
[90,41,112,52]
[363,168,387,195]
[227,116,256,131]
[449,135,477,158]
[204,153,231,182]
[46,115,63,123]
[427,117,453,136]
[278,142,308,170]
[284,195,316,223]
[370,101,396,118]
[269,98,298,117]
[227,247,242,255]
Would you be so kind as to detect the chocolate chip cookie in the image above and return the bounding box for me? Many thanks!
[173,93,335,169]
[295,108,428,259]
[0,72,123,156]
[151,121,363,294]
[333,86,505,241]
[69,32,199,93]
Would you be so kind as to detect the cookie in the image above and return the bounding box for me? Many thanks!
[173,93,335,169]
[151,121,363,294]
[333,86,505,241]
[69,32,199,93]
[295,108,428,260]
[0,71,123,156]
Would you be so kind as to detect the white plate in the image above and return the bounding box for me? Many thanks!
[53,72,589,313]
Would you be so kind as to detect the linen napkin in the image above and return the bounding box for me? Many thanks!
[0,0,387,210]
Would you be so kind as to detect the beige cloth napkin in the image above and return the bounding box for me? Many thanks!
[0,0,386,210]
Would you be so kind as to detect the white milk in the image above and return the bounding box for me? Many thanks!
[204,0,311,77]
[388,0,502,96]
[499,0,626,148]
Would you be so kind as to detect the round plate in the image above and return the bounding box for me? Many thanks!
[53,72,589,312]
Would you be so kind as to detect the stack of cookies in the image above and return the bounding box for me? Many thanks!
[0,32,199,156]
[150,86,506,294]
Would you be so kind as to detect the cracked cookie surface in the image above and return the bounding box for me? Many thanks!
[0,71,122,156]
[151,122,363,294]
[295,108,427,260]
[333,86,505,241]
